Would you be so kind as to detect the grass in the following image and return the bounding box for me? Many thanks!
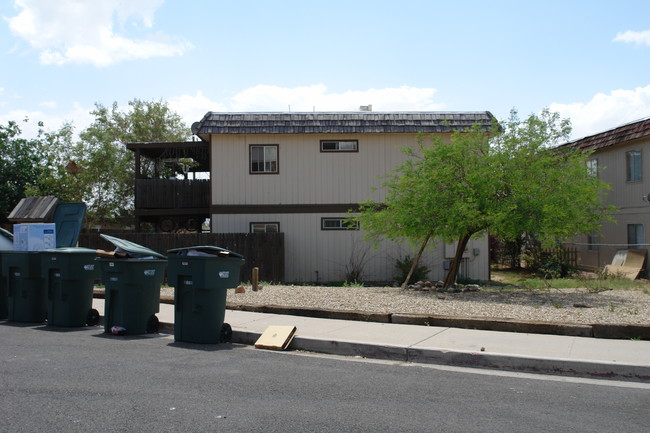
[490,267,650,292]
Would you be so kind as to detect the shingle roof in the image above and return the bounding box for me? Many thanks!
[561,117,650,152]
[191,112,497,139]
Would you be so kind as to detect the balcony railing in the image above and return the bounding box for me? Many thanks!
[135,179,210,209]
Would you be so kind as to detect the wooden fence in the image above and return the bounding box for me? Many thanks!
[541,247,578,268]
[78,232,284,283]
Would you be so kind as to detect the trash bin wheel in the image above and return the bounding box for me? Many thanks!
[86,308,100,326]
[146,315,160,333]
[220,322,233,343]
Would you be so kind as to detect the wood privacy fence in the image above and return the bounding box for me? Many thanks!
[542,247,578,268]
[78,232,284,283]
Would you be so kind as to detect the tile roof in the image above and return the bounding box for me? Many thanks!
[561,117,650,152]
[191,112,497,138]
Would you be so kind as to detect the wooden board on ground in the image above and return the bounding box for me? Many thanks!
[604,249,647,280]
[254,326,297,351]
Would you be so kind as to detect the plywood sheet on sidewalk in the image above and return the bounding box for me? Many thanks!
[604,249,647,280]
[255,326,297,351]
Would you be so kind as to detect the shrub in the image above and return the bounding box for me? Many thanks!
[394,255,430,285]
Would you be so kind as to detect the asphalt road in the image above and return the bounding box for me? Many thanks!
[1,322,648,433]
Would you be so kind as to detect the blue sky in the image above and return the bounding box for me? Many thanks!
[1,0,649,140]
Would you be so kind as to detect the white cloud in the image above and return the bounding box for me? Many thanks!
[229,84,441,112]
[6,0,192,67]
[38,100,57,109]
[613,29,650,46]
[170,84,443,126]
[0,102,93,138]
[168,91,227,126]
[549,85,650,139]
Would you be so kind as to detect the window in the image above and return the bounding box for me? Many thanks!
[587,158,598,177]
[320,140,358,152]
[321,217,359,230]
[250,145,278,174]
[626,150,642,182]
[250,222,280,233]
[628,224,644,249]
[587,233,600,251]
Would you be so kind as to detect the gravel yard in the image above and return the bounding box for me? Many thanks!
[201,284,650,326]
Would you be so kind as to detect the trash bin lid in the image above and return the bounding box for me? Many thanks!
[100,234,166,259]
[167,245,244,259]
[54,203,87,248]
[0,227,13,250]
[41,247,98,255]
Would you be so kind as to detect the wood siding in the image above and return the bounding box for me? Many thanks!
[211,133,428,205]
[213,213,489,283]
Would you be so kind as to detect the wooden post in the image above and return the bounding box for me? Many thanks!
[252,267,259,291]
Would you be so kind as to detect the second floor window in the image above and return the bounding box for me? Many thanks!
[626,150,642,182]
[321,140,358,152]
[587,158,598,177]
[250,145,278,174]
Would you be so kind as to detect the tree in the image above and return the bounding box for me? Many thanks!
[29,99,190,228]
[0,120,45,223]
[356,109,614,288]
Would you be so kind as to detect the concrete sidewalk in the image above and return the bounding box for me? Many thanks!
[92,298,650,382]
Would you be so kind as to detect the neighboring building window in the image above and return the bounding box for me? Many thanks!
[587,233,600,251]
[250,145,278,174]
[320,140,358,152]
[627,224,644,249]
[587,158,598,177]
[250,222,280,233]
[626,150,642,182]
[321,217,359,230]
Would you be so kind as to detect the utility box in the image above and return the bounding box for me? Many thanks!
[13,224,56,251]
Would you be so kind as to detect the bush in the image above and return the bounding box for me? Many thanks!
[538,253,575,279]
[394,255,430,285]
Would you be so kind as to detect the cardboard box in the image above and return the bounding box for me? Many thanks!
[13,223,56,251]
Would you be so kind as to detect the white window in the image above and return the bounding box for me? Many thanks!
[321,217,359,230]
[320,140,358,152]
[250,145,278,174]
[250,222,280,233]
[626,150,642,182]
[587,158,598,177]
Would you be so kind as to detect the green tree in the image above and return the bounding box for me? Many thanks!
[356,109,614,288]
[0,120,45,223]
[29,99,190,228]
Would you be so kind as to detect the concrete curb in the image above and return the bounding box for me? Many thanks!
[227,329,650,382]
[93,292,650,340]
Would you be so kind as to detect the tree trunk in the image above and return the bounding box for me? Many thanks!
[443,233,472,288]
[400,233,432,290]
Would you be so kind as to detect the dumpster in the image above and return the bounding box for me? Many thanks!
[2,251,48,323]
[2,202,87,324]
[167,246,245,344]
[41,248,101,327]
[97,234,167,335]
[0,228,13,319]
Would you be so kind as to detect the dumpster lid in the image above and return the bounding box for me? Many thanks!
[100,234,166,259]
[167,245,244,259]
[53,203,87,248]
[42,247,98,254]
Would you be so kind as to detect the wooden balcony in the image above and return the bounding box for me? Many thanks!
[135,179,210,210]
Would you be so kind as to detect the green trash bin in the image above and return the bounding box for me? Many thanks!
[167,246,245,344]
[2,252,47,323]
[0,228,14,320]
[97,234,167,335]
[40,248,101,327]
